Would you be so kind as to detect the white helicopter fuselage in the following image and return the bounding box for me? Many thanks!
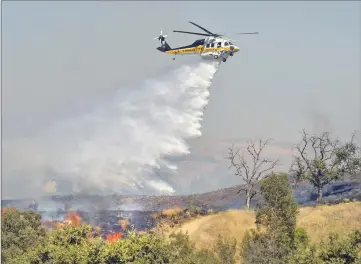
[154,21,256,62]
[157,36,240,62]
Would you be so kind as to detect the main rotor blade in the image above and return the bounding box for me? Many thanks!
[236,32,259,35]
[173,30,211,37]
[188,21,214,35]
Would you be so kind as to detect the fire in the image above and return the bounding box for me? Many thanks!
[119,219,129,231]
[44,179,57,193]
[56,222,65,228]
[1,207,17,216]
[106,232,123,243]
[94,226,102,233]
[64,211,81,226]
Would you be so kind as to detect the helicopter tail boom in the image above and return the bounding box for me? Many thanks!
[156,41,172,52]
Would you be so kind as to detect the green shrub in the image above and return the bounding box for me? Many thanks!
[1,209,46,263]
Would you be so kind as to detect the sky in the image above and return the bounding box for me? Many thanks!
[2,1,360,198]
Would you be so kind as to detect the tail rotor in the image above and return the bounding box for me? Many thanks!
[153,28,168,45]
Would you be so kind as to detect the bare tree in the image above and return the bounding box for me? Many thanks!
[291,130,361,201]
[227,138,280,209]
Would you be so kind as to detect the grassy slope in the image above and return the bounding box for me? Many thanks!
[173,202,361,260]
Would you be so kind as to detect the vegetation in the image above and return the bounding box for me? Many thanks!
[227,138,280,209]
[1,208,46,263]
[177,201,361,253]
[291,130,361,200]
[3,196,360,263]
[2,130,361,263]
[241,172,299,263]
[151,204,209,235]
[1,208,223,264]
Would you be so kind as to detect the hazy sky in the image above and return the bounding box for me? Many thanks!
[2,1,360,198]
[3,1,360,141]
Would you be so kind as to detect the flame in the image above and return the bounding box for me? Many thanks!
[119,219,129,231]
[56,222,65,229]
[64,211,81,226]
[1,207,17,216]
[106,232,123,243]
[95,226,102,233]
[44,179,57,193]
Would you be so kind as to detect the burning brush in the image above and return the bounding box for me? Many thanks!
[64,211,82,226]
[106,232,123,243]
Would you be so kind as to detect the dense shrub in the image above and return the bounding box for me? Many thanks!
[1,208,46,263]
[241,172,299,264]
[1,208,223,264]
[2,190,360,264]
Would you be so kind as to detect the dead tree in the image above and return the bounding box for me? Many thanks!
[227,138,280,209]
[291,130,361,201]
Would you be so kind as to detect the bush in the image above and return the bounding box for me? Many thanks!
[318,230,361,264]
[1,208,46,263]
[241,172,299,264]
[215,234,237,264]
[2,208,221,264]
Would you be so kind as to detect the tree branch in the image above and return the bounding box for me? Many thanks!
[227,138,280,208]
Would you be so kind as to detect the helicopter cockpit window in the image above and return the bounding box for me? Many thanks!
[211,43,215,47]
[206,44,210,48]
[217,42,221,48]
[193,39,205,46]
[229,42,233,45]
[224,42,229,46]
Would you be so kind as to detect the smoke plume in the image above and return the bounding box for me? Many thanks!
[2,60,220,198]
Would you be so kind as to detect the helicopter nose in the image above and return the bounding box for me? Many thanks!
[233,46,240,52]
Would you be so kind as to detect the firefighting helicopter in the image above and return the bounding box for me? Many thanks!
[154,21,258,62]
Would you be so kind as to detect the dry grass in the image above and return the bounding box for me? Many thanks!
[175,210,256,262]
[161,207,184,217]
[173,202,361,259]
[298,202,361,244]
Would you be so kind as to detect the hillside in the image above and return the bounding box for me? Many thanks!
[174,202,361,262]
[2,178,360,238]
[3,179,361,213]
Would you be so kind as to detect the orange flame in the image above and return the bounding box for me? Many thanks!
[1,207,17,216]
[56,222,65,229]
[119,219,129,231]
[64,211,81,226]
[106,232,123,243]
[94,226,102,233]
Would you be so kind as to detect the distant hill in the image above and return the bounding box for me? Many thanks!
[2,179,361,213]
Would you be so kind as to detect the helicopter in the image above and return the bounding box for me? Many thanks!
[154,21,258,62]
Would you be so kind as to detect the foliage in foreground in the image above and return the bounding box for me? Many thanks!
[241,172,361,264]
[2,172,361,263]
[1,208,46,263]
[241,172,299,264]
[1,207,233,264]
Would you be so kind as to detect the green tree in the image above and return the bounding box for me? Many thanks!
[291,130,361,200]
[334,132,361,179]
[215,235,237,264]
[1,208,46,263]
[15,224,221,264]
[289,229,361,264]
[318,230,361,264]
[14,224,104,264]
[241,172,299,264]
[227,138,280,209]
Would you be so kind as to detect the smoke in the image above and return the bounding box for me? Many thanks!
[3,60,220,199]
[306,107,332,135]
